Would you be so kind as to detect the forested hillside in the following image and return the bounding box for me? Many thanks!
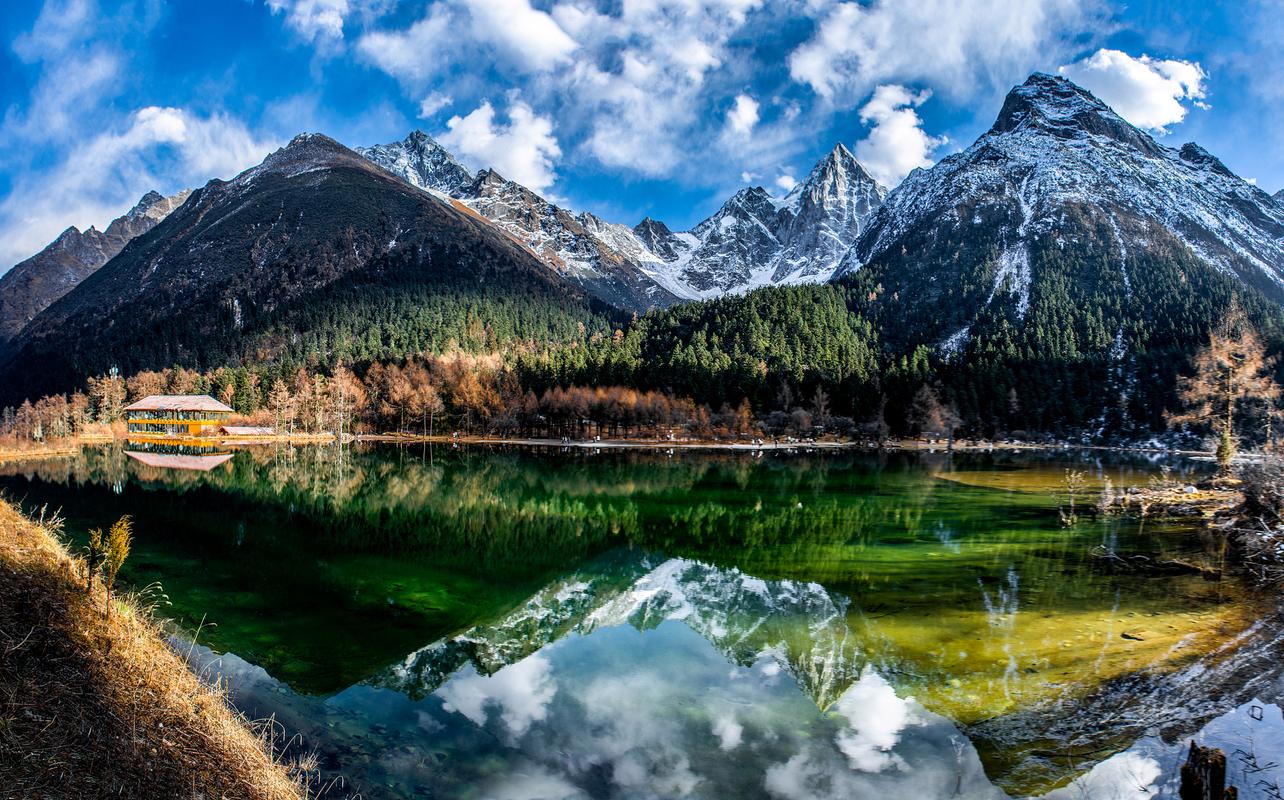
[0,135,614,405]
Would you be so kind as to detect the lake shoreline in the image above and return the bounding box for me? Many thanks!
[0,498,304,799]
[355,431,1215,457]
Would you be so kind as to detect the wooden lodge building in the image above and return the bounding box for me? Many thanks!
[124,395,234,436]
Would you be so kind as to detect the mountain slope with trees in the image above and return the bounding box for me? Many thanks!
[0,135,614,405]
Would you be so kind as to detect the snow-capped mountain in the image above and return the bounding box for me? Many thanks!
[1275,188,1284,205]
[635,143,886,297]
[0,189,191,343]
[356,130,473,197]
[839,72,1284,356]
[461,169,682,310]
[773,144,887,282]
[358,133,884,305]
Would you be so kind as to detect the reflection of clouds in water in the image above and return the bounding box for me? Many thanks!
[832,666,918,772]
[764,666,1004,800]
[980,566,1021,629]
[480,766,588,800]
[1033,701,1284,800]
[712,713,743,750]
[438,653,556,738]
[1040,752,1161,799]
[580,670,704,796]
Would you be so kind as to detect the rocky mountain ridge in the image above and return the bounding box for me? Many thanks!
[358,132,886,304]
[0,189,191,342]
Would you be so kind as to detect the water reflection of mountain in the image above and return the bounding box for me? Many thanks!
[372,548,1280,795]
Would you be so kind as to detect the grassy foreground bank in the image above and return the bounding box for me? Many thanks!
[0,499,304,799]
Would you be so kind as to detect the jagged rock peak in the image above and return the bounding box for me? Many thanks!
[707,186,778,224]
[991,72,1163,155]
[116,188,193,227]
[634,216,674,240]
[786,142,886,208]
[134,190,166,208]
[470,168,509,192]
[358,130,474,195]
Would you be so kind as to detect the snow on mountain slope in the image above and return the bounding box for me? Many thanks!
[636,144,886,297]
[360,133,885,306]
[357,130,473,197]
[358,132,681,311]
[842,73,1284,304]
[460,169,682,310]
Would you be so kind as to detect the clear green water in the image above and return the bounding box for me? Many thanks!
[0,444,1272,798]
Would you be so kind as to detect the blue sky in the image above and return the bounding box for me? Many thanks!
[1,0,1283,271]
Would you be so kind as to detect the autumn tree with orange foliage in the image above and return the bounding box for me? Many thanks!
[1171,301,1281,471]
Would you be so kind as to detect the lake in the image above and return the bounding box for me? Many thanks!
[3,443,1283,799]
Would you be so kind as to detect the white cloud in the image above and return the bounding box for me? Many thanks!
[1058,49,1207,131]
[854,85,945,186]
[265,0,394,43]
[418,92,452,118]
[789,0,1102,103]
[774,173,797,193]
[4,50,121,144]
[438,654,557,739]
[356,10,452,87]
[460,0,577,70]
[727,94,760,136]
[548,0,768,175]
[440,100,562,191]
[0,107,276,266]
[11,0,96,61]
[357,0,788,181]
[357,0,574,86]
[266,0,351,42]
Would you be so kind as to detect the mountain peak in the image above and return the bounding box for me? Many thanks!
[357,130,473,196]
[285,131,338,149]
[470,168,510,194]
[1178,142,1235,178]
[990,72,1163,155]
[259,133,351,170]
[821,141,856,164]
[793,142,883,199]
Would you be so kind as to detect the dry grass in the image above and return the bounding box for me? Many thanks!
[0,498,307,799]
[0,432,113,464]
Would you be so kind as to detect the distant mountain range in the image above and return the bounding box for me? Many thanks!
[0,189,189,344]
[2,72,1283,416]
[359,133,885,303]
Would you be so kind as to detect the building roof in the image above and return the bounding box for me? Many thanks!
[124,394,235,413]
